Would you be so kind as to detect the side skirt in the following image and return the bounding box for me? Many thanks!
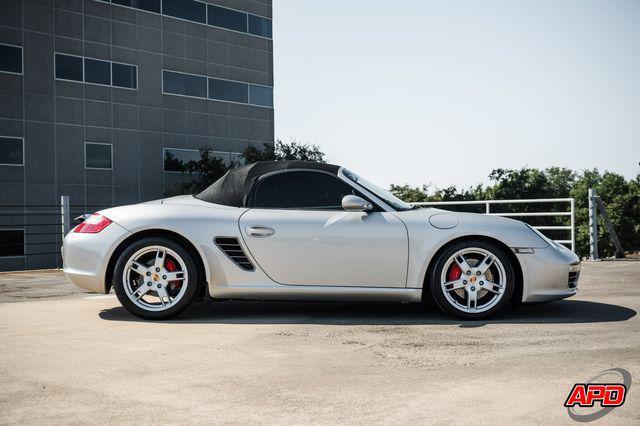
[210,285,423,303]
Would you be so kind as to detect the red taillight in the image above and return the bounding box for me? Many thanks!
[73,213,112,233]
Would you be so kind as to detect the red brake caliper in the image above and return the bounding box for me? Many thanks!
[165,259,182,289]
[448,263,462,281]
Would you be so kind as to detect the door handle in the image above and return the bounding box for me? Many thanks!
[245,225,275,238]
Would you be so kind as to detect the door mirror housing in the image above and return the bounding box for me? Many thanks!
[342,195,373,212]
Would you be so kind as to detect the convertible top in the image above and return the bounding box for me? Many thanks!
[195,161,341,207]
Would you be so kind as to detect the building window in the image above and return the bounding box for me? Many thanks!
[112,62,137,89]
[207,5,247,32]
[55,53,83,82]
[249,85,274,107]
[55,53,137,89]
[0,137,24,166]
[163,70,208,99]
[162,0,206,24]
[164,148,200,172]
[209,78,248,103]
[85,142,112,170]
[0,229,24,257]
[163,70,273,108]
[111,0,160,14]
[248,15,272,38]
[0,44,22,74]
[100,0,272,40]
[84,58,111,85]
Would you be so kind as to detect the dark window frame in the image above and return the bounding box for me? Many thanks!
[84,58,112,86]
[55,53,84,82]
[249,170,380,211]
[162,0,207,25]
[55,53,138,90]
[85,142,113,170]
[208,77,249,104]
[163,147,200,173]
[0,43,23,75]
[0,136,25,166]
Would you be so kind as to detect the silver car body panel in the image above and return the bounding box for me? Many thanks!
[63,176,580,303]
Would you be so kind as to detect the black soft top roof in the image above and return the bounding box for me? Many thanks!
[195,161,341,207]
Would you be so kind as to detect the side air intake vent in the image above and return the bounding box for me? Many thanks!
[214,237,255,271]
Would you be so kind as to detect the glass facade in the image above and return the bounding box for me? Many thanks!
[55,54,137,89]
[209,78,248,103]
[55,54,83,82]
[162,0,207,24]
[163,70,208,98]
[208,5,247,33]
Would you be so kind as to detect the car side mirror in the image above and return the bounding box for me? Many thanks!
[342,195,373,212]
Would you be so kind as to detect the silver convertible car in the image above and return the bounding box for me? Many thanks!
[63,161,580,320]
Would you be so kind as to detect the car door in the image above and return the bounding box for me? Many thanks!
[238,170,408,287]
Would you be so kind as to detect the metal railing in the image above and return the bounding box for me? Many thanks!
[0,196,106,270]
[410,198,576,252]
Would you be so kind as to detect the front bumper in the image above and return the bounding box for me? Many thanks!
[63,222,131,293]
[517,244,580,303]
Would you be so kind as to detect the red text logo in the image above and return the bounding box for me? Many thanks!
[564,384,627,408]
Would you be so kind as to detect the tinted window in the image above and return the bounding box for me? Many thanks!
[208,5,247,32]
[0,137,23,165]
[209,78,248,103]
[162,0,206,24]
[0,230,24,257]
[112,63,137,89]
[249,85,273,107]
[112,0,161,13]
[248,15,272,38]
[55,54,83,81]
[84,58,111,85]
[164,149,200,172]
[85,143,112,169]
[254,172,356,209]
[163,70,207,98]
[0,44,22,74]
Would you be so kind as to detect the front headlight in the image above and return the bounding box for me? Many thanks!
[526,224,558,249]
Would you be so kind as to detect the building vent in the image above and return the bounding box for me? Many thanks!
[214,237,255,271]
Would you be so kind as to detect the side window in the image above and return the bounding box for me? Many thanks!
[253,171,358,210]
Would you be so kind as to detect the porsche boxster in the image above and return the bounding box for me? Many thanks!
[63,161,580,320]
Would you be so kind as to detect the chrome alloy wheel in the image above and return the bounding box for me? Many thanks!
[122,245,189,312]
[440,247,507,314]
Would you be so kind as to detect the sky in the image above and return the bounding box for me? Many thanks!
[272,0,640,189]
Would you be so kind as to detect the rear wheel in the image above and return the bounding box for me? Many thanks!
[113,237,199,320]
[429,240,514,319]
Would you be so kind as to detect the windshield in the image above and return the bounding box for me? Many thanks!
[342,169,412,211]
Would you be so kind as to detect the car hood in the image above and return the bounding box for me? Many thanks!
[397,208,550,249]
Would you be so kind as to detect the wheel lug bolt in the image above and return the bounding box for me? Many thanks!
[147,282,151,286]
[470,286,476,291]
[146,272,151,276]
[476,271,481,276]
[463,280,467,284]
[156,267,160,272]
[466,271,471,275]
[157,284,161,288]
[480,281,484,285]
[162,275,167,279]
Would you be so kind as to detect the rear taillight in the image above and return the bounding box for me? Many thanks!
[73,213,112,233]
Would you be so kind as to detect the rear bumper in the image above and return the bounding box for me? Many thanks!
[518,244,580,303]
[63,222,130,293]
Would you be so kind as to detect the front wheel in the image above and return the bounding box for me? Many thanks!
[428,241,515,319]
[113,237,199,320]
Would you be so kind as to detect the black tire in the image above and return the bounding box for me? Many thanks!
[428,240,515,320]
[113,237,200,320]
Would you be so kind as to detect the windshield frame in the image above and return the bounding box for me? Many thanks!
[340,168,413,212]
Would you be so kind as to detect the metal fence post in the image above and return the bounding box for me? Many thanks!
[570,198,575,253]
[485,201,490,214]
[588,188,598,261]
[60,195,70,239]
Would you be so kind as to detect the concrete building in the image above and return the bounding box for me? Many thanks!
[0,0,274,271]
